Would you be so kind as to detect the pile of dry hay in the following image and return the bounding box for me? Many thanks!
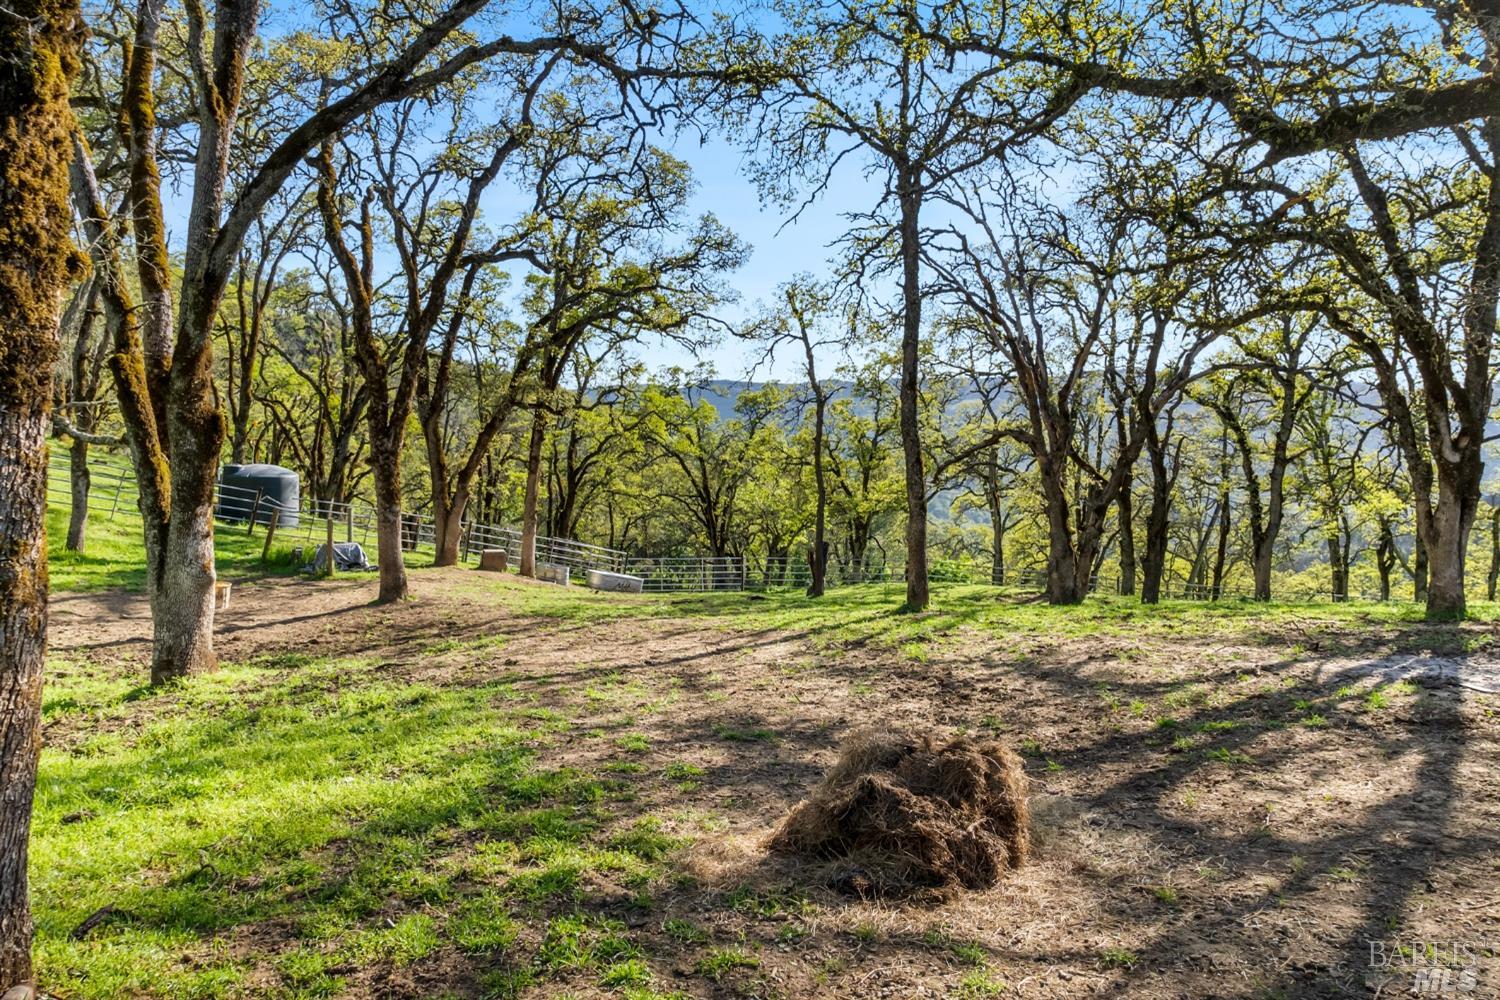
[767,729,1030,895]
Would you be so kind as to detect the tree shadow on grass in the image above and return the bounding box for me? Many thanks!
[32,584,1498,999]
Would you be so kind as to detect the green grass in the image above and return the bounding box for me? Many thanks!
[694,946,758,981]
[444,569,1500,660]
[48,450,1500,641]
[33,456,1500,997]
[31,650,684,999]
[44,449,432,592]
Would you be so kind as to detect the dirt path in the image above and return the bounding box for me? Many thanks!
[42,570,1500,998]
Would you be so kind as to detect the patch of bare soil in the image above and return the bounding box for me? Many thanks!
[45,570,1500,998]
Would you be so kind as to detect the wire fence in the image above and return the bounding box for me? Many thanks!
[48,455,1420,603]
[461,521,628,575]
[622,556,748,592]
[46,457,643,582]
[745,556,1405,604]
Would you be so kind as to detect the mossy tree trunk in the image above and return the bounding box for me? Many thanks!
[0,0,84,986]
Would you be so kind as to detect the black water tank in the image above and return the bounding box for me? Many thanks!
[217,464,300,527]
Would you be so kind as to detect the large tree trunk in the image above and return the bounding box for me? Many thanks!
[66,436,90,551]
[149,382,224,682]
[1140,469,1170,605]
[1421,465,1475,619]
[1326,535,1347,602]
[1116,486,1136,596]
[431,490,466,567]
[1,0,81,979]
[519,408,547,577]
[150,500,218,684]
[1040,458,1082,604]
[0,409,50,994]
[128,0,230,684]
[432,505,461,566]
[896,182,928,610]
[1045,545,1081,604]
[369,439,408,603]
[1425,523,1465,618]
[1251,534,1274,602]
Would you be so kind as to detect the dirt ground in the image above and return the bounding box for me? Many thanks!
[45,570,1500,999]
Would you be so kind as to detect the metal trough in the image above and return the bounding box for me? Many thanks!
[586,569,644,594]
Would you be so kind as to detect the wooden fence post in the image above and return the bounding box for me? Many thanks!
[261,508,280,563]
[325,509,336,577]
[247,490,263,535]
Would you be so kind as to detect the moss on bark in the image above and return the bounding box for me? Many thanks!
[0,0,84,986]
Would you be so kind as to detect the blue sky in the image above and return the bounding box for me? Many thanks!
[461,126,885,385]
[652,132,880,380]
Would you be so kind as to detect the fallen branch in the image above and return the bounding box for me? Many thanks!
[69,903,117,940]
